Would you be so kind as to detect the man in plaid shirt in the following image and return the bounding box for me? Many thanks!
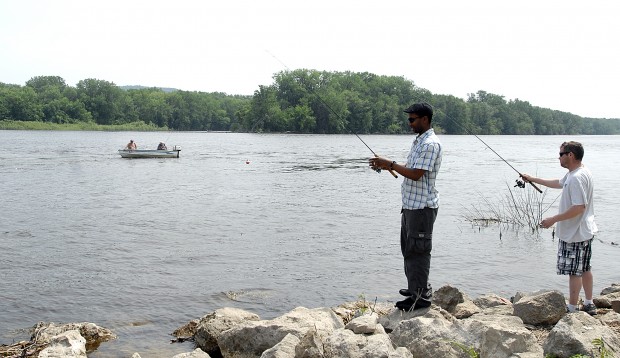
[369,102,442,311]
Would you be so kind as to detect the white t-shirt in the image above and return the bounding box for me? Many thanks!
[556,166,598,243]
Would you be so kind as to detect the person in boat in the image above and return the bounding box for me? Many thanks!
[369,102,442,312]
[125,139,137,150]
[157,142,167,150]
[521,141,598,316]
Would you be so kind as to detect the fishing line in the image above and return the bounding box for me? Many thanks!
[266,51,397,178]
[412,95,543,193]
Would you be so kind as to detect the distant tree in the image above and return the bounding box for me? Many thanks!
[1,85,43,121]
[29,83,90,123]
[432,94,469,134]
[76,78,128,125]
[25,76,67,93]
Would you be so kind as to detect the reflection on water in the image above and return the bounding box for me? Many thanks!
[1,131,619,357]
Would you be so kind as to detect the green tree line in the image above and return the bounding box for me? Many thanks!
[2,73,619,134]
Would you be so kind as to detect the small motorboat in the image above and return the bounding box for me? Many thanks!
[118,146,182,158]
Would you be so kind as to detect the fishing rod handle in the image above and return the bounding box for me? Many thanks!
[373,154,398,178]
[387,160,398,178]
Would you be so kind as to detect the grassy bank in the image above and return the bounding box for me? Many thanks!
[0,120,167,131]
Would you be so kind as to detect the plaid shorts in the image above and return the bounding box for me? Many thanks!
[557,238,593,276]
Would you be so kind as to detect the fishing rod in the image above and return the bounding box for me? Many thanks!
[267,51,397,178]
[425,100,543,193]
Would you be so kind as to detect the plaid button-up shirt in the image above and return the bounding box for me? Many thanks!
[401,128,442,210]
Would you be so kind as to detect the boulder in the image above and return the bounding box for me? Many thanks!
[173,319,199,339]
[513,290,566,325]
[324,328,412,358]
[332,301,394,325]
[295,327,328,358]
[433,285,466,312]
[594,291,620,309]
[433,285,480,318]
[217,306,344,358]
[543,312,620,357]
[476,304,514,316]
[377,305,433,332]
[32,322,115,351]
[38,330,86,358]
[473,294,512,309]
[345,312,379,334]
[601,283,620,296]
[389,308,466,358]
[598,311,620,326]
[453,300,480,319]
[194,307,260,354]
[512,289,554,304]
[172,348,211,358]
[260,333,300,358]
[461,314,543,358]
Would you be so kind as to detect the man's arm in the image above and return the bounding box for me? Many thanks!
[390,162,425,181]
[521,174,562,189]
[540,204,586,228]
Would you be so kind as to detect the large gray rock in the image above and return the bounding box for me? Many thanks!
[194,307,260,354]
[295,327,328,358]
[473,294,512,309]
[543,312,620,357]
[38,330,87,358]
[461,314,543,358]
[476,304,514,316]
[32,322,116,348]
[601,283,620,296]
[453,300,480,319]
[594,291,620,309]
[598,311,620,326]
[173,319,199,339]
[433,285,466,312]
[172,348,211,358]
[324,328,412,358]
[513,290,566,325]
[433,285,480,318]
[377,306,431,332]
[389,308,465,358]
[512,289,554,304]
[260,333,300,358]
[345,312,379,334]
[217,306,344,358]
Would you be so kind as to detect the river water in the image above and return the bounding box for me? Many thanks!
[1,130,618,357]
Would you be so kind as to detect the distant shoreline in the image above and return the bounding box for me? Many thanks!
[0,120,167,131]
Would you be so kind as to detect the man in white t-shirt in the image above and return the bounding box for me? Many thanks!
[522,141,598,315]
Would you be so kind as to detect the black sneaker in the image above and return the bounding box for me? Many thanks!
[395,296,432,311]
[399,288,411,296]
[582,303,597,316]
[399,284,432,298]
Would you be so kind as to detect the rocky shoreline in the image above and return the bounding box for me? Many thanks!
[2,283,620,358]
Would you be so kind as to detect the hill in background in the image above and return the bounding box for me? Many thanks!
[119,85,178,93]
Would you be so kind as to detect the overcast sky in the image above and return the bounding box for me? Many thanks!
[1,0,618,119]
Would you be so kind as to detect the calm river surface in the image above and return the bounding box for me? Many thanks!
[1,131,619,357]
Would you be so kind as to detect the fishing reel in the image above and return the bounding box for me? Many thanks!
[514,179,526,189]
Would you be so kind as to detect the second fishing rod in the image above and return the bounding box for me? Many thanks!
[413,96,543,193]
